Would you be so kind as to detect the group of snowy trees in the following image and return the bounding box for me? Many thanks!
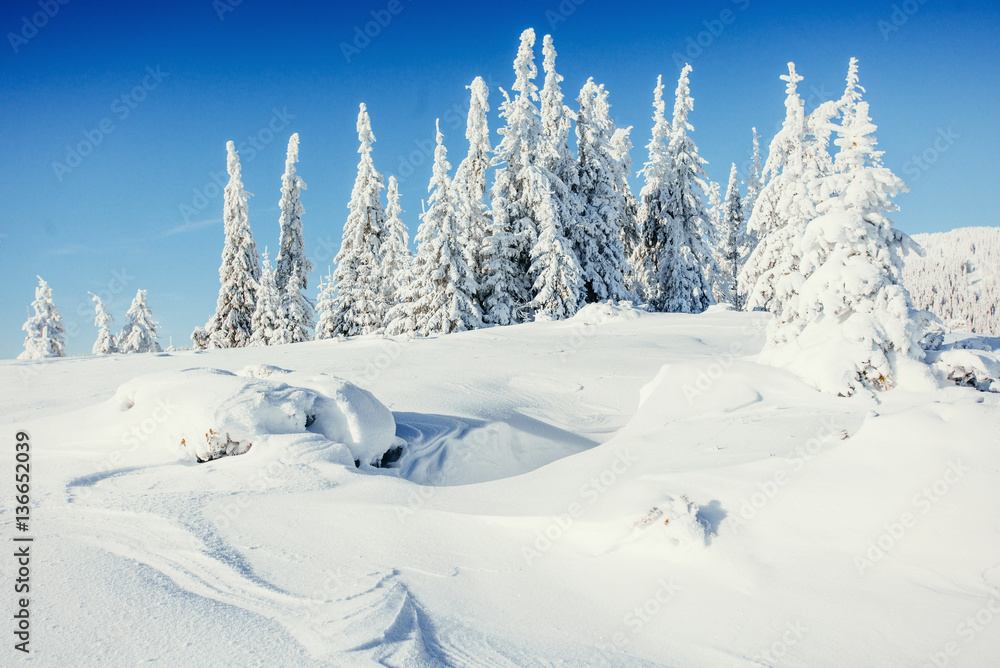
[316,29,738,340]
[17,276,161,360]
[902,227,1000,336]
[192,134,314,350]
[19,29,968,399]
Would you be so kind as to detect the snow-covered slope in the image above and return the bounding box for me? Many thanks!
[2,306,999,666]
[903,226,1000,335]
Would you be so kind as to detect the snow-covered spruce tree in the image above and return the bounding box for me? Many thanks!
[660,64,715,313]
[18,276,66,360]
[274,132,314,337]
[705,178,724,302]
[761,59,921,395]
[249,249,281,346]
[277,271,311,344]
[631,75,672,310]
[451,77,493,312]
[611,125,640,284]
[485,28,546,325]
[119,289,161,354]
[314,271,338,341]
[205,141,260,348]
[713,164,748,308]
[378,175,412,320]
[387,121,482,336]
[90,292,117,355]
[529,190,583,318]
[740,63,823,316]
[574,78,631,304]
[330,103,388,336]
[742,127,763,245]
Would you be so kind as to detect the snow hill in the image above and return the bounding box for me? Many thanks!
[902,226,1000,335]
[2,305,1000,666]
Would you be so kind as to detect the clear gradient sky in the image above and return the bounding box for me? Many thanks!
[2,0,998,358]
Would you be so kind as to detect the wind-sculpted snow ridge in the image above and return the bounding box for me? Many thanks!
[110,365,401,465]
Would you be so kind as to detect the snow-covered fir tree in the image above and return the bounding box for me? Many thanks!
[485,28,546,325]
[634,66,715,313]
[713,164,748,308]
[451,77,493,312]
[90,292,117,355]
[611,125,640,283]
[314,271,338,341]
[743,127,763,237]
[573,78,631,304]
[388,121,482,336]
[276,271,311,344]
[18,276,66,360]
[205,141,260,348]
[378,175,413,319]
[740,63,813,315]
[329,103,388,336]
[631,74,672,309]
[119,289,161,354]
[762,59,921,396]
[249,249,282,346]
[532,33,586,317]
[274,132,314,337]
[661,64,715,313]
[705,178,724,301]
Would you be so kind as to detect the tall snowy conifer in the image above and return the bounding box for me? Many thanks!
[18,276,66,360]
[743,128,763,238]
[761,59,922,395]
[388,121,482,336]
[274,133,314,337]
[451,77,493,311]
[740,63,811,315]
[574,79,631,304]
[485,28,545,325]
[330,103,388,336]
[632,75,673,309]
[714,164,748,308]
[119,289,161,354]
[612,126,640,285]
[660,64,715,313]
[250,249,282,346]
[90,292,117,355]
[205,141,260,348]
[378,175,412,319]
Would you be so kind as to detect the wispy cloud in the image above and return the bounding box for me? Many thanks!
[162,217,222,237]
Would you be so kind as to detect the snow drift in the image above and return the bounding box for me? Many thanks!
[111,365,400,464]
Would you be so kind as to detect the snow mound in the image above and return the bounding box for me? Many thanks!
[930,348,1000,392]
[630,496,708,548]
[567,301,645,325]
[112,367,400,464]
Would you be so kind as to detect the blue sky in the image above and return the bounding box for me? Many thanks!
[1,0,997,358]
